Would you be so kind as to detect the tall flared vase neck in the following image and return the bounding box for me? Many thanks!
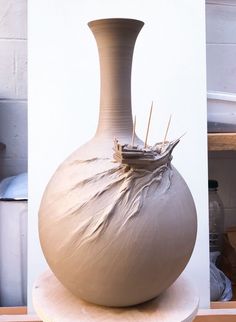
[88,18,144,140]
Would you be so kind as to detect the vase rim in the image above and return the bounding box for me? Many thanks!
[88,18,144,28]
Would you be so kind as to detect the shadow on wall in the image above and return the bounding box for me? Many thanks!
[0,99,27,180]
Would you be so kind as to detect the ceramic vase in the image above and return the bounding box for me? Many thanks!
[39,18,197,307]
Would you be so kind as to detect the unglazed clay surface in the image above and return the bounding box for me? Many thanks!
[39,18,197,307]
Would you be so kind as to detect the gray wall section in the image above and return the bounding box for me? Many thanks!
[206,1,236,93]
[0,100,27,178]
[0,0,27,179]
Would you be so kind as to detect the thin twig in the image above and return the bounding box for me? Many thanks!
[144,101,153,148]
[161,114,172,151]
[131,115,136,147]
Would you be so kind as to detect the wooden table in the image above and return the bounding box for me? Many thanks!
[33,270,199,322]
[208,133,236,151]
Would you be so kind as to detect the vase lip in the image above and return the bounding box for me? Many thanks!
[88,18,144,28]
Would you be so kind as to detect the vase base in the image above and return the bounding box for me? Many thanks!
[33,270,199,322]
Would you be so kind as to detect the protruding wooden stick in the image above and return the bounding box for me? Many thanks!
[161,114,172,151]
[131,115,136,147]
[144,101,153,148]
[179,132,187,140]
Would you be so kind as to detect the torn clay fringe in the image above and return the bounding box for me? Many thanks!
[60,160,173,251]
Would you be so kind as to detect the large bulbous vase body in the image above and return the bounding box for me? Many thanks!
[39,18,197,307]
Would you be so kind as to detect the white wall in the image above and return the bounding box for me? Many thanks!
[28,0,209,311]
[206,0,236,229]
[0,0,27,179]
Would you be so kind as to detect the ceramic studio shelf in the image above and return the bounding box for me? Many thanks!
[208,133,236,317]
[208,133,236,151]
